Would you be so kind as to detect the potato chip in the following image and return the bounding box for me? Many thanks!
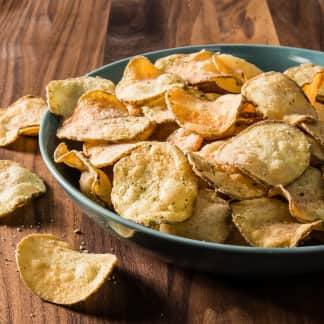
[111,142,198,225]
[231,198,321,247]
[216,121,310,185]
[46,76,115,118]
[56,90,154,142]
[269,167,324,224]
[0,96,47,146]
[241,72,317,121]
[0,160,46,217]
[213,53,262,82]
[155,50,242,93]
[142,96,174,124]
[54,143,111,206]
[187,153,267,199]
[115,56,183,104]
[167,128,203,153]
[16,234,117,305]
[305,134,324,164]
[300,120,324,149]
[196,141,227,163]
[165,87,243,139]
[83,142,143,168]
[160,189,231,243]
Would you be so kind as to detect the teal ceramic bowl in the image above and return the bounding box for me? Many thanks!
[40,45,324,276]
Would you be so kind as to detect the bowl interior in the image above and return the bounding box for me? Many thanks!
[40,44,324,254]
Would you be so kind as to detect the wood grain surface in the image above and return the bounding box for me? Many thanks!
[0,0,324,323]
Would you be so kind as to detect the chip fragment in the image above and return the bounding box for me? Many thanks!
[56,90,154,142]
[16,234,117,305]
[54,143,111,206]
[216,121,310,186]
[115,56,183,104]
[167,128,203,152]
[0,160,46,217]
[231,198,321,247]
[241,72,317,121]
[111,142,198,225]
[0,96,47,146]
[187,152,267,199]
[160,189,231,243]
[165,87,243,139]
[46,76,115,118]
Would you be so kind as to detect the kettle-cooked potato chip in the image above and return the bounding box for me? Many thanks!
[165,87,243,140]
[46,76,115,118]
[54,143,111,206]
[269,167,324,224]
[241,72,317,121]
[56,90,154,142]
[83,142,144,168]
[155,50,242,93]
[111,142,198,225]
[160,189,231,243]
[115,56,183,104]
[0,96,47,146]
[231,198,321,247]
[187,152,267,199]
[16,234,117,305]
[213,53,262,82]
[216,121,310,185]
[0,160,46,217]
[167,128,203,153]
[142,96,175,124]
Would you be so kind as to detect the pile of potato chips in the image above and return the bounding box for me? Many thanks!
[48,50,324,248]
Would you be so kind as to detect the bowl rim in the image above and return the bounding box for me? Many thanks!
[40,43,324,254]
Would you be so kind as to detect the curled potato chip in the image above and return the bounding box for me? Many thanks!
[142,96,174,123]
[0,160,46,217]
[57,90,154,142]
[83,142,143,168]
[0,96,47,146]
[241,72,317,121]
[155,50,242,93]
[54,143,111,206]
[46,76,115,118]
[111,142,198,225]
[187,152,267,199]
[269,167,324,224]
[165,87,243,139]
[231,198,321,247]
[115,56,183,104]
[167,128,203,153]
[216,121,310,186]
[213,53,262,82]
[160,189,231,243]
[16,234,117,305]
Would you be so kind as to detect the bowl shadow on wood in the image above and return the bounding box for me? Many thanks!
[71,267,167,322]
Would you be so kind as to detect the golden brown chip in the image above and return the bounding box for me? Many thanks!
[54,143,111,206]
[46,76,115,118]
[165,87,243,140]
[0,96,47,146]
[187,152,267,199]
[241,72,317,121]
[56,90,154,142]
[111,142,198,225]
[0,160,46,217]
[155,50,242,93]
[160,189,231,243]
[167,128,203,153]
[213,53,262,82]
[216,121,310,186]
[269,167,324,224]
[115,56,183,104]
[142,96,175,123]
[83,142,144,168]
[16,234,117,305]
[231,198,321,247]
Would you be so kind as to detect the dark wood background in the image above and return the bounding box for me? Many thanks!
[0,0,323,323]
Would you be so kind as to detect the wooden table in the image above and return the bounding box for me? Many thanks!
[0,1,323,323]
